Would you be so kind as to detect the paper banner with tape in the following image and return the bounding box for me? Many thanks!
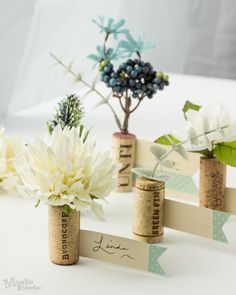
[80,230,167,275]
[135,139,236,215]
[164,199,230,243]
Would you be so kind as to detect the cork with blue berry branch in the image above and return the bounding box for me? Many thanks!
[50,16,169,192]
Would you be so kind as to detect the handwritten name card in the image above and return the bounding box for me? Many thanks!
[79,230,167,275]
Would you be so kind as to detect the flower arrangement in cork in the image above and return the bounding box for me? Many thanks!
[50,16,169,134]
[16,95,119,219]
[132,101,236,244]
[132,101,236,181]
[50,16,170,192]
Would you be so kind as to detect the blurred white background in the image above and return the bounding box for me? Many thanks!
[1,0,236,117]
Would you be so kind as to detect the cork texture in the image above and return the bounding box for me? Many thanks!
[48,205,80,265]
[200,157,226,211]
[112,132,136,192]
[133,177,165,244]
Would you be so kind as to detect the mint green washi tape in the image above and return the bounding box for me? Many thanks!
[148,245,166,275]
[165,171,198,195]
[133,165,198,195]
[213,210,230,243]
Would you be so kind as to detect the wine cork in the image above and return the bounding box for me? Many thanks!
[48,205,80,265]
[112,132,136,192]
[199,157,226,211]
[133,176,165,243]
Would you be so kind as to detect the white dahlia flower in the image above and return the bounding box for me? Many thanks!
[16,126,118,219]
[0,127,24,193]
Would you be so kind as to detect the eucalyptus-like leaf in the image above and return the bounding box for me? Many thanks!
[155,134,180,146]
[174,144,188,160]
[159,160,174,168]
[182,100,201,117]
[74,73,82,82]
[131,167,170,182]
[150,145,167,160]
[68,60,74,71]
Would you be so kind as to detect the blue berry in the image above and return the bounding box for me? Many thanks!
[129,79,136,87]
[130,70,138,78]
[126,65,133,73]
[104,66,111,73]
[104,75,110,83]
[109,78,117,87]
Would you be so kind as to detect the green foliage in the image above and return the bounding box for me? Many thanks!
[47,94,84,134]
[64,204,73,215]
[155,134,180,145]
[34,200,40,208]
[190,149,214,158]
[182,100,201,118]
[214,141,236,167]
[79,124,90,143]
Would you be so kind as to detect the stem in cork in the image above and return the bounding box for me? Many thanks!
[151,125,229,177]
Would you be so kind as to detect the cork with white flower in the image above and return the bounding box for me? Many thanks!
[132,100,236,243]
[16,95,119,265]
[154,101,236,212]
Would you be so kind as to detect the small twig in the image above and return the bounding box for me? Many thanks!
[129,95,145,114]
[50,52,122,132]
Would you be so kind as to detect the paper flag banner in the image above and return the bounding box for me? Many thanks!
[135,139,236,215]
[79,230,167,275]
[164,199,230,243]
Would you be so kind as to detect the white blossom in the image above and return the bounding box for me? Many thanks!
[16,126,118,220]
[178,104,236,151]
[0,127,24,193]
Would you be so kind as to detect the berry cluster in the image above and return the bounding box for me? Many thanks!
[99,59,169,99]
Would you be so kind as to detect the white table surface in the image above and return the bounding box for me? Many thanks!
[1,73,236,295]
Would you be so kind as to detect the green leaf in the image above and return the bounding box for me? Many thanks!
[64,204,73,215]
[213,141,236,167]
[190,149,214,158]
[182,100,201,118]
[150,145,167,159]
[35,199,40,208]
[83,129,90,143]
[47,123,54,135]
[155,134,180,146]
[79,124,84,138]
